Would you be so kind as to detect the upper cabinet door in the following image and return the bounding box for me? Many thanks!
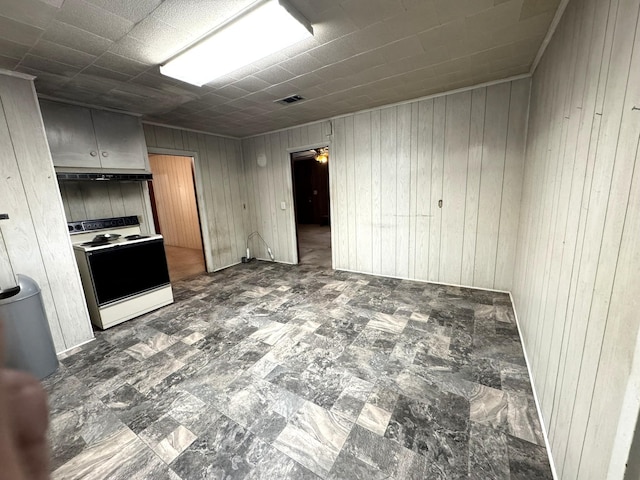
[39,100,101,168]
[91,110,147,170]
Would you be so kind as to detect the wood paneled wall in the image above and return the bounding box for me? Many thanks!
[148,154,203,251]
[242,80,529,291]
[0,73,92,352]
[59,181,155,235]
[242,122,330,263]
[512,0,640,477]
[143,125,246,271]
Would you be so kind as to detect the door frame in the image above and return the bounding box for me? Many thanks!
[147,147,213,273]
[286,142,333,268]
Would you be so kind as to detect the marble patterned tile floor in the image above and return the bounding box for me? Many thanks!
[45,262,553,479]
[296,224,332,269]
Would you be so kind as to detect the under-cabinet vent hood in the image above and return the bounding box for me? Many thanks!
[56,172,152,182]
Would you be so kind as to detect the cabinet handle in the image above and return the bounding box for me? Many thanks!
[101,151,109,157]
[90,151,97,157]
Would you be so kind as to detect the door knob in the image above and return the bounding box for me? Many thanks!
[90,151,97,157]
[101,151,109,157]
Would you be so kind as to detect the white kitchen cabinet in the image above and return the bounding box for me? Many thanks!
[39,100,101,169]
[40,99,148,171]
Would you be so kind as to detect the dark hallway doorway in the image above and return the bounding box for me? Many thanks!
[291,147,331,268]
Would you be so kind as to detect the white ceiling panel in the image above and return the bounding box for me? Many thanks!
[0,0,561,137]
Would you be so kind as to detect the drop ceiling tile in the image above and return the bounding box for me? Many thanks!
[0,55,19,70]
[0,38,30,60]
[520,0,559,20]
[307,6,361,43]
[264,81,299,98]
[41,20,113,56]
[16,65,72,88]
[376,35,425,62]
[338,0,403,29]
[65,73,123,94]
[279,53,324,76]
[81,64,133,82]
[109,35,167,64]
[0,16,44,46]
[231,76,272,92]
[0,0,61,29]
[50,87,103,103]
[196,93,229,108]
[465,0,522,32]
[30,40,97,68]
[307,36,358,64]
[226,98,261,110]
[56,0,134,41]
[211,84,250,100]
[278,37,321,59]
[491,9,555,45]
[149,0,254,35]
[381,12,440,41]
[433,0,495,24]
[94,52,150,76]
[254,65,294,85]
[131,72,182,91]
[20,54,81,77]
[315,76,355,95]
[344,22,403,53]
[84,0,163,23]
[288,72,324,90]
[242,91,280,103]
[416,19,466,51]
[127,16,192,59]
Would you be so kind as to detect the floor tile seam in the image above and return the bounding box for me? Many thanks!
[271,433,333,478]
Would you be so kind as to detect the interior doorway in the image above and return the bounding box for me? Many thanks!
[290,146,332,268]
[148,154,206,282]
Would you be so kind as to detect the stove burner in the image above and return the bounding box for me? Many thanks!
[125,235,150,240]
[81,240,110,247]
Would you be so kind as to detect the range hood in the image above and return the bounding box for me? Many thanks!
[56,172,152,182]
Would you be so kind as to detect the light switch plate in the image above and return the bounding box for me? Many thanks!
[280,201,286,210]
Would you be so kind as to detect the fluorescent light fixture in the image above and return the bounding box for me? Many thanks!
[160,0,313,86]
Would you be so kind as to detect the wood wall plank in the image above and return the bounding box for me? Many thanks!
[0,74,93,352]
[474,83,510,287]
[441,91,471,285]
[242,81,528,291]
[512,0,640,477]
[380,107,397,277]
[461,88,486,285]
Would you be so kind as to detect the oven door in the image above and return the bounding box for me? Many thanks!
[86,238,170,306]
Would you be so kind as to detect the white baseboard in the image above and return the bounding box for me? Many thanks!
[335,266,512,294]
[509,292,559,480]
[56,337,95,357]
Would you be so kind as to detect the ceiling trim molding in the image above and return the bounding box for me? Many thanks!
[37,94,143,117]
[0,68,35,81]
[530,0,571,75]
[242,72,532,140]
[141,121,241,140]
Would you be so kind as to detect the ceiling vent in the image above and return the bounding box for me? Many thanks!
[275,94,305,105]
